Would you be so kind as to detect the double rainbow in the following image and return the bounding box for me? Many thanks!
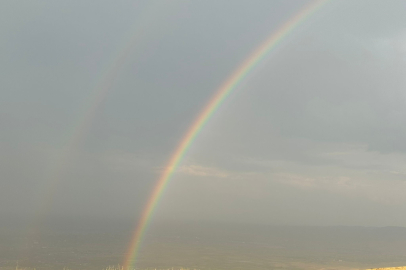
[123,0,329,269]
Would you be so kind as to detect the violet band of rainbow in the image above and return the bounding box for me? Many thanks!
[123,0,329,269]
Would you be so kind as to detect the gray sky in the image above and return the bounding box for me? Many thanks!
[2,0,406,226]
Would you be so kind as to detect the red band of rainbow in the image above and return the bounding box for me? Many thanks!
[123,1,329,269]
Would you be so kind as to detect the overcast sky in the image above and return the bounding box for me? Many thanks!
[2,0,406,226]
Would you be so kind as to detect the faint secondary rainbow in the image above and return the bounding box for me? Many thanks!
[123,0,330,269]
[23,0,171,254]
[35,0,167,216]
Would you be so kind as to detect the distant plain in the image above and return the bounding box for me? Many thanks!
[2,217,406,270]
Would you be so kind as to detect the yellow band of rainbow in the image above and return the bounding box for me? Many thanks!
[123,1,329,269]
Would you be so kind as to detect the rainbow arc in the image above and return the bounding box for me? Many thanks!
[122,0,330,269]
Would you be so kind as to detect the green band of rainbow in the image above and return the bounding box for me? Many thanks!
[123,1,328,269]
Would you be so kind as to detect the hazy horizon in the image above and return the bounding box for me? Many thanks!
[3,217,406,269]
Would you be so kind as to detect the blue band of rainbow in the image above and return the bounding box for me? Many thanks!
[123,0,329,269]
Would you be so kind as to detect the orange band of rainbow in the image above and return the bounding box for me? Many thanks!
[123,1,329,269]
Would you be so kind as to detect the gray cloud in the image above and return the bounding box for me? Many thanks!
[2,0,406,226]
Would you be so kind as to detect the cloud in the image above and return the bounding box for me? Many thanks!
[181,139,406,206]
[177,164,230,178]
[243,141,406,204]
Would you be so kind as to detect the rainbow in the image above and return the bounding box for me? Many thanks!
[123,0,329,269]
[23,0,170,253]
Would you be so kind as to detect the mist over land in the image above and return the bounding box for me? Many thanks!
[3,0,406,269]
[2,217,406,269]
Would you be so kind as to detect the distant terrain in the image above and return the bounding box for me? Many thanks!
[368,268,406,270]
[2,217,406,269]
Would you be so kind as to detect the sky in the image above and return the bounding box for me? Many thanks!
[2,0,406,227]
